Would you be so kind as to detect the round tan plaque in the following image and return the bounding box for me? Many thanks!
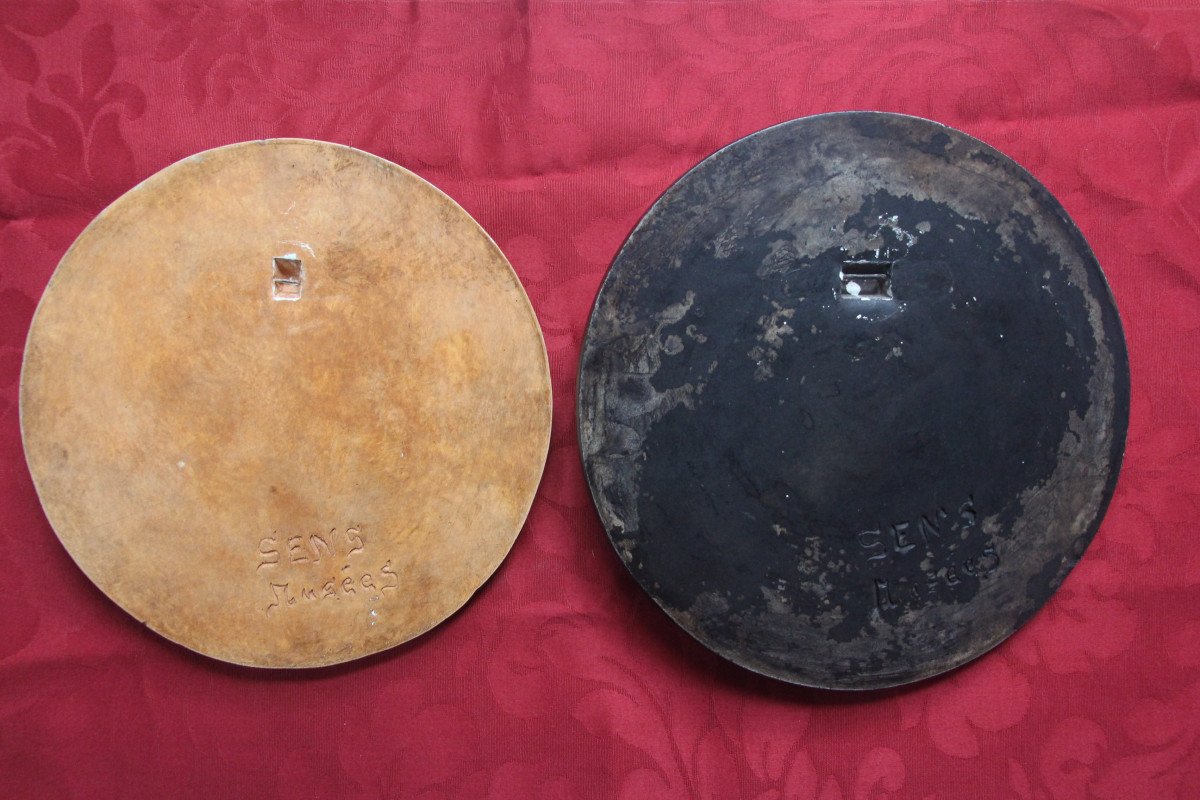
[21,140,551,667]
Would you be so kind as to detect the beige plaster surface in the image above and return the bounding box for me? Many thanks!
[21,139,551,667]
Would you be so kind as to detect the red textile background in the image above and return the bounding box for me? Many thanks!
[2,1,1199,798]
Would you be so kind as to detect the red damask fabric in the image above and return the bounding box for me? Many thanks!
[1,2,1198,798]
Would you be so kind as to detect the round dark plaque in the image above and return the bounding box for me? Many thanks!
[576,112,1129,689]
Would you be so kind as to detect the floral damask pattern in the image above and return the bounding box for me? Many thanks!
[1,1,1199,798]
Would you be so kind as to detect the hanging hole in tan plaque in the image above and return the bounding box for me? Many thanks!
[20,139,552,668]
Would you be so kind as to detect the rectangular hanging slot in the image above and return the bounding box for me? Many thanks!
[272,256,304,301]
[840,259,892,298]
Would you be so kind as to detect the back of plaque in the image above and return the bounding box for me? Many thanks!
[577,112,1128,689]
[22,139,552,668]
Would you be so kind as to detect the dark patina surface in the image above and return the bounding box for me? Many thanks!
[577,112,1129,690]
